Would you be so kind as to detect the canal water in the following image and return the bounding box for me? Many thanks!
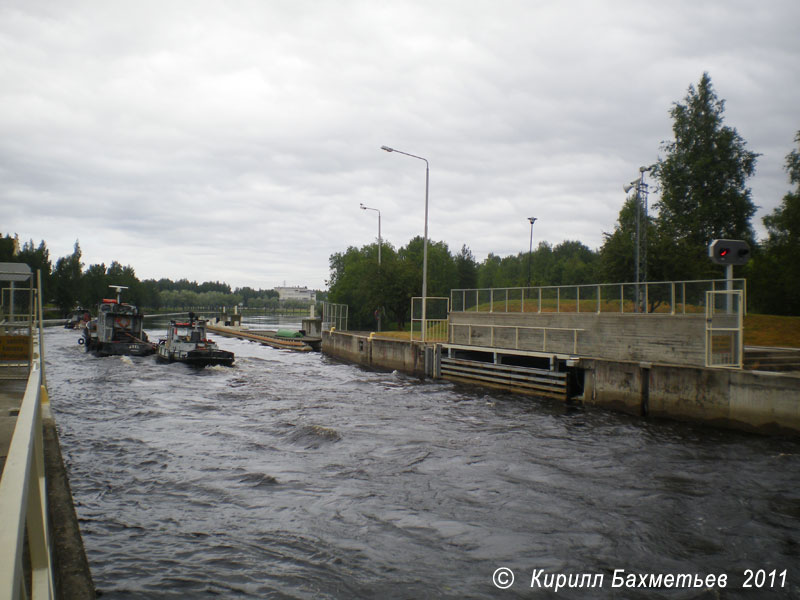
[45,324,799,599]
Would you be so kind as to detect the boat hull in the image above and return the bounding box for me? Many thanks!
[90,340,156,357]
[82,330,156,357]
[156,347,235,368]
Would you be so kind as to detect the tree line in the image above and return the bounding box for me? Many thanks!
[0,238,299,315]
[328,73,800,329]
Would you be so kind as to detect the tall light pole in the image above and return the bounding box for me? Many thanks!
[381,145,430,342]
[623,165,652,312]
[359,203,382,266]
[527,217,537,287]
[360,202,382,331]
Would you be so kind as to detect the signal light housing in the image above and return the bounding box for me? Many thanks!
[709,239,751,265]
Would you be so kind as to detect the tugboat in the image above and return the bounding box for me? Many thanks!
[157,312,234,368]
[64,307,91,329]
[80,285,156,356]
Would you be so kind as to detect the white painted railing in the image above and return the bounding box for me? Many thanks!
[0,266,54,600]
[705,290,744,369]
[451,278,747,316]
[411,318,449,342]
[322,301,348,332]
[410,297,450,342]
[0,364,55,600]
[450,323,584,354]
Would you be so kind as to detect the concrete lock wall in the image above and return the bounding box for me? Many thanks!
[582,358,800,434]
[449,312,720,367]
[322,331,427,377]
[322,329,799,435]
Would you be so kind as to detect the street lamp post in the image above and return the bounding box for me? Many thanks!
[359,203,382,266]
[527,217,537,287]
[360,203,382,331]
[381,145,430,342]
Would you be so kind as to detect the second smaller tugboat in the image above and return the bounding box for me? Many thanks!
[157,313,235,368]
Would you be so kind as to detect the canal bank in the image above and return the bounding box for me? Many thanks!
[43,410,97,598]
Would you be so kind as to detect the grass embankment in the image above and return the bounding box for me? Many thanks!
[744,314,800,348]
[372,314,800,348]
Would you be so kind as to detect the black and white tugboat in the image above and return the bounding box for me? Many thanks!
[157,312,234,368]
[80,285,156,357]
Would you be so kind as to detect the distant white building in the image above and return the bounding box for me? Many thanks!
[274,286,316,302]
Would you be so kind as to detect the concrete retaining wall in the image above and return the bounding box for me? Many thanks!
[449,311,733,367]
[321,331,426,376]
[582,358,800,434]
[44,416,96,599]
[322,330,799,435]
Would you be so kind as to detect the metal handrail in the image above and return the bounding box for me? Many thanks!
[411,318,449,342]
[451,278,747,316]
[450,322,584,354]
[0,365,55,600]
[705,290,744,369]
[0,268,55,600]
[322,301,348,332]
[411,297,450,342]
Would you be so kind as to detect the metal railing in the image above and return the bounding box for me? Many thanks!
[451,278,747,316]
[0,266,55,599]
[410,297,449,342]
[450,323,584,354]
[706,290,744,369]
[0,365,54,599]
[322,301,348,332]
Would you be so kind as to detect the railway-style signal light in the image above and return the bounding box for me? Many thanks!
[709,239,751,265]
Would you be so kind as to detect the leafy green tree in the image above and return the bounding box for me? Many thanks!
[81,263,108,307]
[529,242,555,286]
[496,253,523,287]
[16,239,52,301]
[654,72,759,279]
[51,241,84,313]
[105,261,142,305]
[600,197,637,283]
[0,234,18,262]
[199,281,232,294]
[454,245,478,289]
[748,131,800,314]
[328,245,383,329]
[138,279,161,309]
[550,241,597,285]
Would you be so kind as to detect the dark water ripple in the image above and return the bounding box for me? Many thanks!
[45,326,800,599]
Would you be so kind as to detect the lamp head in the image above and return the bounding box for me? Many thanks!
[528,217,537,224]
[359,203,366,210]
[639,165,652,173]
[381,145,394,152]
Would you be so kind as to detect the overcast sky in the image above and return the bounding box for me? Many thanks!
[2,1,798,291]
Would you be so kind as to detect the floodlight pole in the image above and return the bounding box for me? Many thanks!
[624,166,652,313]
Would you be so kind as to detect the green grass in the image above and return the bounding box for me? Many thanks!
[744,314,800,348]
[373,313,800,349]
